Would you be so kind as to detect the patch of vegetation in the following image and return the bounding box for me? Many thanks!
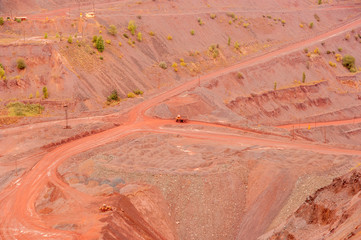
[16,18,21,23]
[190,30,195,35]
[0,66,5,79]
[299,23,304,28]
[118,42,122,46]
[100,56,104,60]
[6,102,44,116]
[0,17,4,26]
[137,32,142,41]
[329,61,337,67]
[318,0,322,5]
[167,35,173,40]
[237,72,243,79]
[68,36,73,44]
[208,44,220,58]
[149,31,155,36]
[96,36,105,52]
[342,55,356,72]
[198,18,204,26]
[106,39,111,44]
[335,54,342,62]
[309,22,313,28]
[243,23,249,28]
[92,35,98,43]
[108,25,117,35]
[42,86,48,99]
[234,41,240,50]
[133,89,143,95]
[128,20,137,35]
[172,62,178,72]
[123,33,129,38]
[44,33,48,39]
[274,82,277,90]
[228,37,231,46]
[304,48,308,53]
[338,47,342,52]
[17,58,26,70]
[107,90,119,102]
[314,47,319,54]
[210,14,216,19]
[127,92,136,98]
[159,61,168,69]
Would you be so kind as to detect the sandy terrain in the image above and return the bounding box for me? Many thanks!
[0,0,361,240]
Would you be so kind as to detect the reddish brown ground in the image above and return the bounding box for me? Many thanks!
[0,1,361,240]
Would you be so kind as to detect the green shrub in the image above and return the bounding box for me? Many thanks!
[96,36,105,52]
[44,33,48,39]
[159,61,168,69]
[17,58,26,70]
[137,32,142,41]
[228,37,231,46]
[100,56,103,60]
[128,20,137,35]
[68,36,73,44]
[338,47,342,52]
[167,35,173,40]
[106,39,111,44]
[237,72,243,79]
[209,45,219,58]
[6,102,44,116]
[198,18,204,25]
[318,0,322,4]
[123,33,129,38]
[274,82,277,90]
[149,31,155,36]
[190,30,195,35]
[108,25,117,35]
[92,35,98,43]
[210,14,216,19]
[133,89,143,95]
[107,90,119,101]
[342,55,356,72]
[127,92,136,98]
[56,33,60,38]
[42,86,48,99]
[0,17,4,25]
[0,66,5,79]
[309,22,313,28]
[234,41,240,50]
[16,18,21,23]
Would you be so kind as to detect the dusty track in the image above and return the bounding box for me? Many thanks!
[1,14,361,239]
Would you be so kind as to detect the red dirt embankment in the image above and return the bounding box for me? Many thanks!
[260,169,361,240]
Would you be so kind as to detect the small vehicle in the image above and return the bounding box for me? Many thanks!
[175,114,187,123]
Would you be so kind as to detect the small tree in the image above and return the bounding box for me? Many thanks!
[107,90,119,102]
[0,17,4,26]
[128,20,137,35]
[96,36,105,52]
[17,58,26,70]
[342,55,356,72]
[108,25,117,35]
[0,67,5,79]
[42,86,48,99]
[137,32,142,42]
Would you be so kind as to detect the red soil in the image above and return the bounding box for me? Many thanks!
[0,1,361,239]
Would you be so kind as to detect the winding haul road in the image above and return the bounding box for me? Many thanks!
[0,12,361,240]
